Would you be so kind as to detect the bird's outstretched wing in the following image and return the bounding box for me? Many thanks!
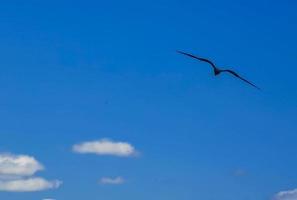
[222,69,260,90]
[177,50,217,70]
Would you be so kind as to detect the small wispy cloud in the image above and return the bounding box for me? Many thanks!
[43,198,56,200]
[73,139,138,157]
[99,177,125,185]
[274,188,297,200]
[233,169,247,177]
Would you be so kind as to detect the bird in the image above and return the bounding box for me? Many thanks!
[177,50,260,90]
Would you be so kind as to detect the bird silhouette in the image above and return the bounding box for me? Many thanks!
[177,50,260,90]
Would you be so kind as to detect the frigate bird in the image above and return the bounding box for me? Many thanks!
[177,50,260,90]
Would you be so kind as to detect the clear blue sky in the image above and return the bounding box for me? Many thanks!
[0,0,296,200]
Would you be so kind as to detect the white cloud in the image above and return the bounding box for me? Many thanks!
[0,154,43,177]
[0,178,62,192]
[0,153,62,193]
[274,188,297,200]
[99,177,125,185]
[73,139,137,157]
[43,199,56,200]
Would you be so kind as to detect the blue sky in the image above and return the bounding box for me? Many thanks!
[0,0,296,200]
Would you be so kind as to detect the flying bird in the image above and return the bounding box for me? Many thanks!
[177,50,260,90]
